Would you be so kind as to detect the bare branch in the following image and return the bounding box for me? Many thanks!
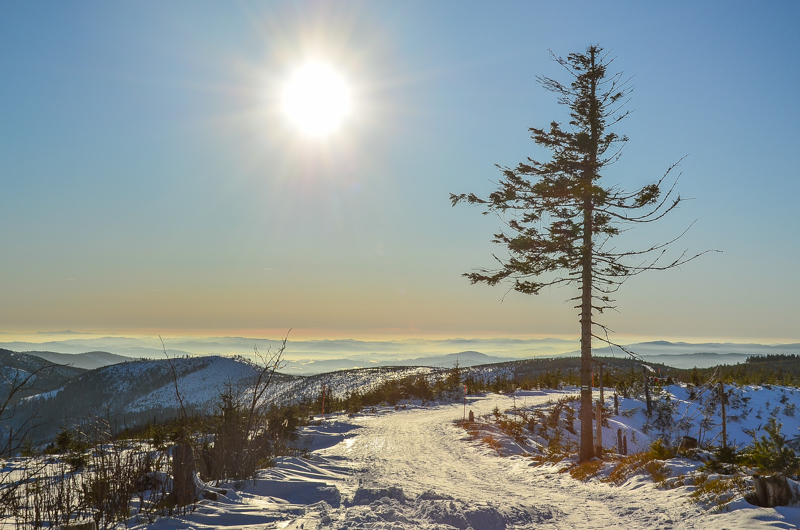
[160,336,188,436]
[0,361,54,457]
[246,330,290,436]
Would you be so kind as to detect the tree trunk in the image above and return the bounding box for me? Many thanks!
[172,443,197,507]
[579,217,593,461]
[579,47,600,463]
[719,381,727,448]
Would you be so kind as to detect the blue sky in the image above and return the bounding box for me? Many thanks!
[1,1,798,343]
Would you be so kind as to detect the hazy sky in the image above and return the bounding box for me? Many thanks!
[1,1,798,343]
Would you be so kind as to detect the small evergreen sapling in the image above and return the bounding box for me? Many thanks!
[744,418,800,476]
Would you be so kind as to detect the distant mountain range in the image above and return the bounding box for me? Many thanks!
[0,336,577,364]
[627,340,800,358]
[15,349,512,374]
[19,350,132,370]
[4,341,800,448]
[0,349,86,398]
[626,352,753,369]
[13,338,800,374]
[557,341,800,368]
[5,335,800,372]
[281,351,514,374]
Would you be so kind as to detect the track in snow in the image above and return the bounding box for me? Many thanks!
[305,392,705,529]
[135,392,800,530]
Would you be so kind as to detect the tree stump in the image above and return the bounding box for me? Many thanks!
[752,473,793,507]
[468,410,474,422]
[172,443,198,507]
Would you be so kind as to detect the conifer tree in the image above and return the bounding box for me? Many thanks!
[745,418,799,475]
[451,45,709,461]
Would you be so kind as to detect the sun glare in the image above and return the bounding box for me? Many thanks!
[281,63,351,137]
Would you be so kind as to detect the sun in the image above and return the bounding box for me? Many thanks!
[281,62,351,137]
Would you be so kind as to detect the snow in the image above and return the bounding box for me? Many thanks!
[118,358,434,414]
[125,357,259,412]
[129,389,800,529]
[22,386,63,402]
[608,384,800,452]
[267,366,437,405]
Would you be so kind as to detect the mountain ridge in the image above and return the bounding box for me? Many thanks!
[21,350,131,370]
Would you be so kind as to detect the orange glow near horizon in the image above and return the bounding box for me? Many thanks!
[1,328,798,347]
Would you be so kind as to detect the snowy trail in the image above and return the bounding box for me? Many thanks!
[134,392,800,530]
[315,392,700,529]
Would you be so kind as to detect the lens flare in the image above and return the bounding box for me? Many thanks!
[281,63,351,137]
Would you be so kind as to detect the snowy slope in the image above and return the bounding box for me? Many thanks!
[19,356,439,444]
[124,356,264,412]
[0,349,85,400]
[268,366,437,405]
[610,384,800,452]
[13,356,272,443]
[129,390,800,530]
[127,363,436,411]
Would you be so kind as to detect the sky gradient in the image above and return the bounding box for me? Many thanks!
[1,1,799,344]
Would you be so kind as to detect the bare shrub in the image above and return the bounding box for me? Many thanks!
[200,334,288,483]
[0,361,56,520]
[4,440,170,529]
[2,410,172,529]
[201,381,272,481]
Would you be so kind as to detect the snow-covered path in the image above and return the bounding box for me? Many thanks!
[315,392,698,529]
[135,391,800,530]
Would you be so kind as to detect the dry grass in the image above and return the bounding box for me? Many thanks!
[455,419,479,436]
[569,460,604,481]
[480,433,503,454]
[604,451,670,485]
[527,455,547,465]
[645,460,671,484]
[456,420,504,454]
[689,475,749,511]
